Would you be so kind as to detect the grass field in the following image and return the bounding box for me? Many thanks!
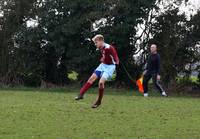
[0,88,200,139]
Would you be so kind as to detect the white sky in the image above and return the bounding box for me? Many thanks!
[179,0,200,17]
[166,0,200,18]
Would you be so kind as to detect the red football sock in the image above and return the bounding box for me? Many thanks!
[80,82,92,96]
[96,88,104,104]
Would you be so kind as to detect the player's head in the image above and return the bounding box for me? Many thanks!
[92,34,104,49]
[150,44,157,54]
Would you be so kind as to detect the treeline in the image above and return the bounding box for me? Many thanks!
[0,0,199,89]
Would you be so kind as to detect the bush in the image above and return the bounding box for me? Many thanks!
[23,73,41,87]
[68,71,79,81]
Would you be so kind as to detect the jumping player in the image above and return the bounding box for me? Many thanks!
[143,44,167,97]
[75,34,119,108]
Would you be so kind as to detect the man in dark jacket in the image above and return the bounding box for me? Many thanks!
[143,44,167,97]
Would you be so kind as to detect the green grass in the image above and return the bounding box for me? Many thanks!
[0,88,200,139]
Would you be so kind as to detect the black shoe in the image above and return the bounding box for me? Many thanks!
[75,95,83,101]
[91,102,101,109]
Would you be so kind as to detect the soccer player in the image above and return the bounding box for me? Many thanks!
[143,44,167,97]
[75,34,119,108]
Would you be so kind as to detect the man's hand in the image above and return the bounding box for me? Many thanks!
[157,74,161,80]
[143,70,147,75]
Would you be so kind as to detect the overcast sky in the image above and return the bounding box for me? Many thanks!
[179,0,200,17]
[161,0,200,18]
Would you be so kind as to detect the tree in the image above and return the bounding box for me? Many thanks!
[0,0,36,85]
[16,0,157,86]
[2,0,199,88]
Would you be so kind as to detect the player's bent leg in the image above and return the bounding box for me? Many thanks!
[75,73,98,100]
[152,74,167,97]
[92,78,106,108]
[88,73,99,83]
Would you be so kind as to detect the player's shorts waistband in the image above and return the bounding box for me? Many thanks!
[102,62,115,65]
